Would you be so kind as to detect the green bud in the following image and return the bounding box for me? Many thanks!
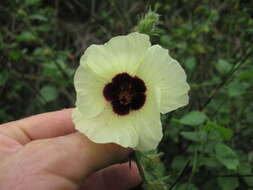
[134,9,160,35]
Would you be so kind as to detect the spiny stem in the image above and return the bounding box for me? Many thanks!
[134,151,147,184]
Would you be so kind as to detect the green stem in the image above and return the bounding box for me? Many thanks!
[134,151,147,184]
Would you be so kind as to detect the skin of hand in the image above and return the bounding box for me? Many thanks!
[0,109,141,190]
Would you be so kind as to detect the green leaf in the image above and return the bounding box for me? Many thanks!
[40,85,58,103]
[204,121,233,141]
[202,179,219,190]
[180,131,207,142]
[238,163,253,186]
[175,183,199,190]
[29,14,48,21]
[180,111,207,126]
[16,31,37,42]
[25,0,41,6]
[192,43,205,53]
[215,143,239,170]
[217,177,239,190]
[215,126,233,141]
[160,35,171,47]
[171,156,188,170]
[227,80,247,97]
[0,32,3,49]
[216,126,234,141]
[201,157,221,168]
[239,67,253,81]
[215,59,232,74]
[0,71,8,86]
[8,50,24,61]
[184,57,197,72]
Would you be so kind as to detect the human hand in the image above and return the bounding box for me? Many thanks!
[0,109,141,190]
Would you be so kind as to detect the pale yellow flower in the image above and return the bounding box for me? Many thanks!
[72,32,189,151]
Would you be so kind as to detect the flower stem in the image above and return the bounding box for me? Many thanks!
[133,150,169,190]
[134,150,147,184]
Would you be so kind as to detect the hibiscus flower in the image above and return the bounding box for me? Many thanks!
[72,32,189,151]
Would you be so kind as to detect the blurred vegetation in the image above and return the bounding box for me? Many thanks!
[1,0,253,189]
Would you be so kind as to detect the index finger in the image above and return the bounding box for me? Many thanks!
[0,109,75,144]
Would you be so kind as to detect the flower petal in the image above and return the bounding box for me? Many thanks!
[74,64,106,118]
[81,32,151,80]
[131,86,163,151]
[72,106,139,149]
[136,45,190,114]
[134,118,162,152]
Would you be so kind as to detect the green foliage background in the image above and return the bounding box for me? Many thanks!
[0,0,253,189]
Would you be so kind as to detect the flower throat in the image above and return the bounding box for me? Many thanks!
[103,73,146,115]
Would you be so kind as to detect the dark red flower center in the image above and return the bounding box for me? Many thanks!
[103,73,146,116]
